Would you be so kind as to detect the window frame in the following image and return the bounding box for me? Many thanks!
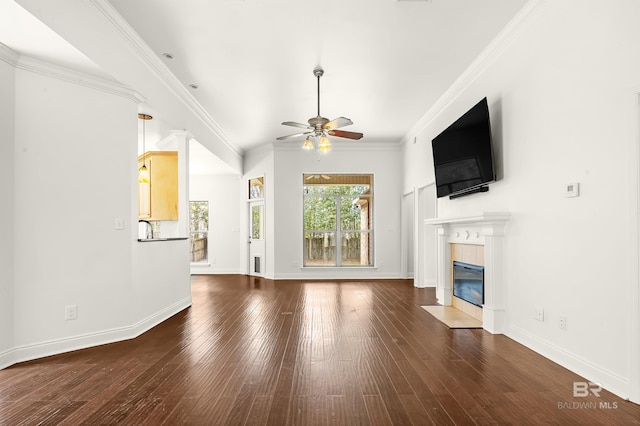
[302,174,374,268]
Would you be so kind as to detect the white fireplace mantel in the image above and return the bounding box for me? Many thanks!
[424,212,510,334]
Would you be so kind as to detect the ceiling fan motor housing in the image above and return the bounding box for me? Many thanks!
[308,116,329,129]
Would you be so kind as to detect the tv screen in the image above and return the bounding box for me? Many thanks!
[431,98,495,198]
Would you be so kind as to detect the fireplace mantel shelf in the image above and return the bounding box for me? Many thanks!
[424,212,511,226]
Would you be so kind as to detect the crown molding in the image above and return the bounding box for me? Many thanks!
[88,0,242,159]
[402,0,547,144]
[15,55,145,103]
[2,41,144,102]
[156,130,195,150]
[273,140,401,153]
[0,43,20,67]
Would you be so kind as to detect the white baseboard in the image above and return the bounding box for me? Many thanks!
[414,280,437,288]
[272,271,403,280]
[190,269,241,275]
[507,325,630,401]
[0,297,192,370]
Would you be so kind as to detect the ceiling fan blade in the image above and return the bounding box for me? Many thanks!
[276,132,311,141]
[323,117,353,131]
[282,121,312,130]
[328,130,363,140]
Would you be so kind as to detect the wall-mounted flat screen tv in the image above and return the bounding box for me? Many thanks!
[431,97,495,199]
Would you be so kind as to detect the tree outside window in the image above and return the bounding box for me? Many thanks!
[303,174,373,267]
[189,201,208,263]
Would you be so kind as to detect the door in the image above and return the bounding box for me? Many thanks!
[401,191,414,279]
[248,200,265,276]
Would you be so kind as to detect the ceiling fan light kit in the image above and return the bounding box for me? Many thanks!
[277,67,363,154]
[302,137,314,150]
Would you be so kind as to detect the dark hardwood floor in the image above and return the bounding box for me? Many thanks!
[1,275,639,425]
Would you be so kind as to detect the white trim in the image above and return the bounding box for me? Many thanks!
[508,325,630,401]
[273,271,401,280]
[424,212,511,226]
[0,297,191,371]
[629,89,640,404]
[273,140,401,152]
[15,55,144,102]
[0,43,20,66]
[1,43,143,102]
[299,266,379,270]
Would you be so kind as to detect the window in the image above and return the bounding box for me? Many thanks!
[303,174,373,267]
[249,177,264,199]
[251,204,264,240]
[189,201,209,263]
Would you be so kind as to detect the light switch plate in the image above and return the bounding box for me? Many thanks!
[114,218,124,230]
[565,182,580,198]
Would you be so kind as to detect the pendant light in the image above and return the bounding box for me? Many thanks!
[138,113,152,183]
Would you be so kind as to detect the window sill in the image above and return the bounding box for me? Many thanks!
[300,266,378,270]
[191,263,211,267]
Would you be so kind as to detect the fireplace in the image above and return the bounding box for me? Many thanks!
[453,261,484,307]
[424,212,510,334]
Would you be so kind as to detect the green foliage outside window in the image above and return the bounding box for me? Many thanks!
[303,176,373,266]
[303,185,369,232]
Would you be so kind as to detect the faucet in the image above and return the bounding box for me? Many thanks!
[139,220,154,239]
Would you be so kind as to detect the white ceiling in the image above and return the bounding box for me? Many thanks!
[2,0,529,170]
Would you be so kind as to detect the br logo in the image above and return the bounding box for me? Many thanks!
[573,382,602,397]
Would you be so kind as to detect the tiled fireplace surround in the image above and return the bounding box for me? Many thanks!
[425,212,510,334]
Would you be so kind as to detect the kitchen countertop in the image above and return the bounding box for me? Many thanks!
[137,237,188,243]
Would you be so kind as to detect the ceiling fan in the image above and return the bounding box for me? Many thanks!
[276,68,363,152]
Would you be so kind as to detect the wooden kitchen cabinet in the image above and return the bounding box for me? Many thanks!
[138,151,178,220]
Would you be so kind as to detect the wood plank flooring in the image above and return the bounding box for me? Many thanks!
[1,275,639,425]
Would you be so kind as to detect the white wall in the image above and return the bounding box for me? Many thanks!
[12,68,134,347]
[189,174,242,274]
[2,61,191,367]
[403,1,640,399]
[0,54,16,360]
[271,144,403,279]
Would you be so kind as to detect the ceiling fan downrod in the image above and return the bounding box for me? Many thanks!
[314,67,323,118]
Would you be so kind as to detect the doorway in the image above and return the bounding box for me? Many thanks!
[248,200,265,276]
[248,176,265,277]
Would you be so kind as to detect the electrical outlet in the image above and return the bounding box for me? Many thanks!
[534,306,544,322]
[65,305,78,321]
[559,315,567,330]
